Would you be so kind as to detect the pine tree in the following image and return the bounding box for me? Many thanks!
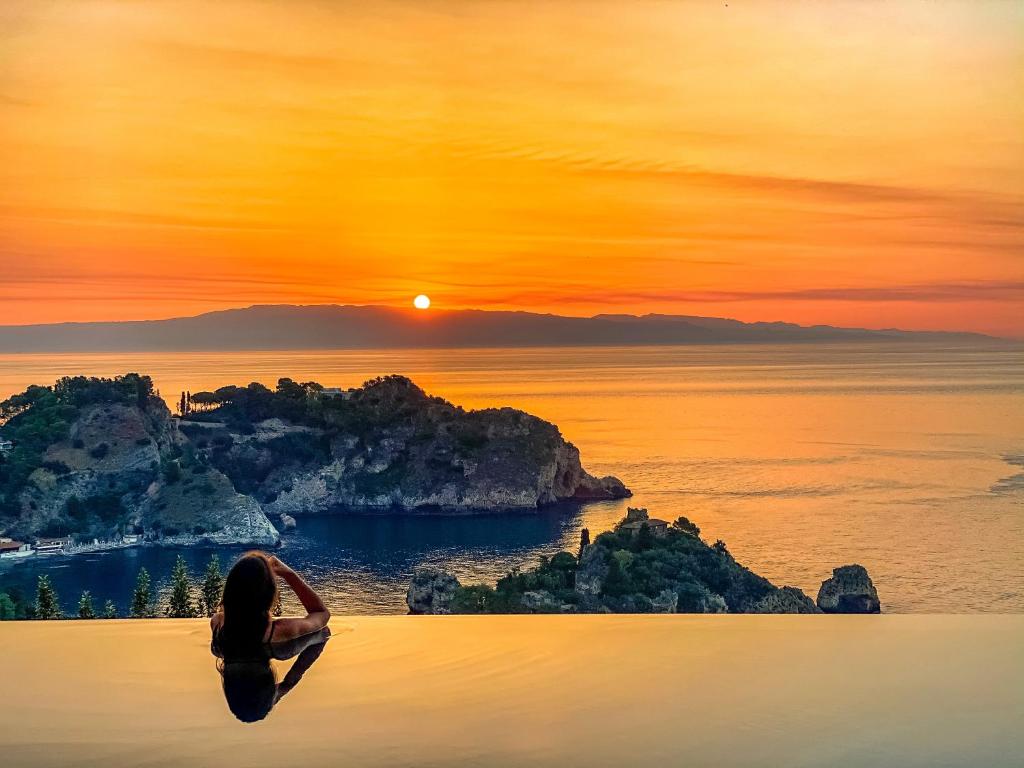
[35,575,62,619]
[201,554,224,616]
[77,591,96,619]
[131,567,152,618]
[167,555,196,618]
[0,592,16,620]
[103,600,118,619]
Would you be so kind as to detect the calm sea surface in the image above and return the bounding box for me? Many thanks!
[1,343,1022,613]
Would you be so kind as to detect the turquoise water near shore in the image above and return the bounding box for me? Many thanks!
[1,342,1022,613]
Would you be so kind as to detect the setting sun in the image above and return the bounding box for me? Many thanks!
[413,295,431,310]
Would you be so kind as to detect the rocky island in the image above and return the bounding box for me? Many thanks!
[0,373,629,548]
[407,507,881,615]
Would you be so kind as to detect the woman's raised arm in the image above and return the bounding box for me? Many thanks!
[268,556,331,641]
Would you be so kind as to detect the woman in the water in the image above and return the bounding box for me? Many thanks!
[211,551,331,655]
[211,552,332,722]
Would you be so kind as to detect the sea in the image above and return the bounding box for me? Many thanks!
[1,342,1021,614]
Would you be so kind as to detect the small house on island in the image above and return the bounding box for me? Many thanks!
[320,387,350,399]
[617,508,669,538]
[0,538,34,559]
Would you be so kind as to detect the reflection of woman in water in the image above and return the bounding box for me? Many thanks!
[211,552,332,722]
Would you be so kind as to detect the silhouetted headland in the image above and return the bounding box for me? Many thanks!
[0,304,994,353]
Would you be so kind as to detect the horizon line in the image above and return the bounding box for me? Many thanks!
[0,301,1008,340]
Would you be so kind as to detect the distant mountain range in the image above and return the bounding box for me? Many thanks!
[0,304,993,352]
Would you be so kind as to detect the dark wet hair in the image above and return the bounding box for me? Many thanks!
[217,551,278,658]
[219,659,278,723]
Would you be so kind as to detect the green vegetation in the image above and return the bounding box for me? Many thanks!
[183,378,325,429]
[77,590,96,619]
[34,575,62,619]
[0,555,245,621]
[448,510,779,614]
[0,592,16,620]
[131,567,153,618]
[0,586,32,619]
[0,373,156,510]
[201,554,224,616]
[166,555,198,618]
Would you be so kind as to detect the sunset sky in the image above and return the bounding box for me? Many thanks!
[1,1,1022,335]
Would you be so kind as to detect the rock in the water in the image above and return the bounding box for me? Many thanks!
[574,545,610,596]
[573,473,631,501]
[816,564,880,613]
[407,566,461,614]
[279,513,297,530]
[750,586,821,614]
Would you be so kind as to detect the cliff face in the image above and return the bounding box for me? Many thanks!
[190,376,629,513]
[1,374,628,545]
[0,377,279,547]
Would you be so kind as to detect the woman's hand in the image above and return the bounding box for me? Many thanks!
[267,555,293,578]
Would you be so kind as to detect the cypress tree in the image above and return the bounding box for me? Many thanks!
[578,528,590,561]
[35,575,62,619]
[131,567,152,618]
[77,590,96,619]
[103,600,118,619]
[201,554,224,616]
[167,555,196,618]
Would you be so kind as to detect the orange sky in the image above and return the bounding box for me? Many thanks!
[1,1,1022,336]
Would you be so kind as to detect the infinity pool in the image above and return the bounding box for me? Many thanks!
[1,615,1021,767]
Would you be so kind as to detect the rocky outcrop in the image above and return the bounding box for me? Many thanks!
[677,583,729,614]
[3,373,628,551]
[817,565,880,613]
[426,509,880,616]
[651,589,678,613]
[407,566,461,614]
[2,380,280,548]
[201,375,630,514]
[751,586,822,614]
[575,545,610,596]
[520,590,565,613]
